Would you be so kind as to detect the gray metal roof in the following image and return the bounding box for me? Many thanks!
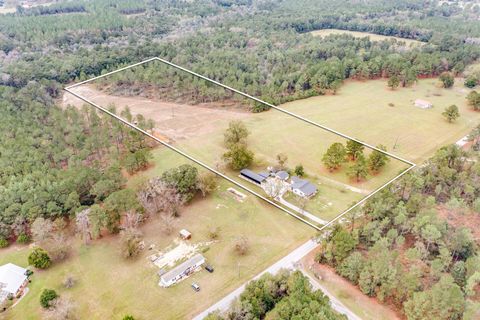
[291,177,317,196]
[240,169,266,184]
[161,254,205,283]
[275,171,289,180]
[258,171,271,179]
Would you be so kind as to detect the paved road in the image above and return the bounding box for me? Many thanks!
[299,269,362,320]
[192,239,319,320]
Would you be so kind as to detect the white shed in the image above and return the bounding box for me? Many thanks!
[179,229,192,240]
[414,99,432,109]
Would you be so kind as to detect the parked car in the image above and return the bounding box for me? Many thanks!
[205,264,214,273]
[191,283,200,292]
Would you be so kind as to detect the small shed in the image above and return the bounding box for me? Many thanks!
[414,99,432,109]
[179,229,192,240]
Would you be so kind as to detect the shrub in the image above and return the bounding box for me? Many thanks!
[39,289,58,308]
[0,237,8,248]
[28,248,51,269]
[207,226,220,240]
[16,233,30,244]
[294,164,305,177]
[464,76,477,88]
[439,72,454,88]
[122,315,135,320]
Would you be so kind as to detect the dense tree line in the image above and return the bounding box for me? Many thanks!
[205,270,346,320]
[317,142,480,319]
[0,83,153,244]
[2,0,480,109]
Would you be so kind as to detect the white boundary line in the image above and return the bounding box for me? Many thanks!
[64,57,416,232]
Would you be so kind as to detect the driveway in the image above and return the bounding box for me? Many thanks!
[277,195,328,225]
[299,269,362,320]
[192,239,319,319]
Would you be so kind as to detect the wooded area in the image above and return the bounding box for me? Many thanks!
[1,0,480,318]
[317,139,480,319]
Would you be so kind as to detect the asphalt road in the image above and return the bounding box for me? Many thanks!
[192,239,319,320]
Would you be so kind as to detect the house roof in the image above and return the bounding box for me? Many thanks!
[0,263,27,295]
[275,171,289,180]
[258,171,271,179]
[160,254,205,283]
[240,169,267,183]
[291,177,317,197]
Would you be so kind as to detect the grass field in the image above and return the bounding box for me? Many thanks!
[68,76,478,223]
[282,79,479,164]
[310,29,424,47]
[2,152,312,319]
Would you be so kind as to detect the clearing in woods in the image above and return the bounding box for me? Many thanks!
[65,60,417,224]
[310,29,424,47]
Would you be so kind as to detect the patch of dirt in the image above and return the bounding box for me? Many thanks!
[302,249,404,320]
[149,239,213,269]
[437,205,480,241]
[63,85,249,142]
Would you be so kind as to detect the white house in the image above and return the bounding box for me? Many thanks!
[0,263,29,303]
[159,254,205,287]
[414,99,432,109]
[290,176,318,198]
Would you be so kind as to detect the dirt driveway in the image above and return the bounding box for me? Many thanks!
[302,249,403,320]
[63,85,249,142]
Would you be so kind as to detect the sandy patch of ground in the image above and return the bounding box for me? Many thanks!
[63,85,248,142]
[302,249,403,320]
[437,205,480,241]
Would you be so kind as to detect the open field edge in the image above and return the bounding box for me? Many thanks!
[64,57,417,232]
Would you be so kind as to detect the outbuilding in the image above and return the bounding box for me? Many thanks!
[414,99,432,109]
[179,229,192,240]
[240,169,267,185]
[159,254,205,287]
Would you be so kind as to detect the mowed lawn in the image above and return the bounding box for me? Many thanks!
[310,29,424,47]
[281,79,479,164]
[152,79,476,221]
[2,151,312,320]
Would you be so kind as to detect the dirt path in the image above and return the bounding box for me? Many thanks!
[302,250,403,320]
[63,85,248,142]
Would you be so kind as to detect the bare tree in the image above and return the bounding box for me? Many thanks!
[75,209,92,245]
[31,217,54,244]
[138,177,184,216]
[123,210,143,229]
[160,214,176,235]
[295,195,308,214]
[63,275,75,289]
[276,153,288,170]
[263,178,286,199]
[45,297,77,320]
[46,232,70,262]
[234,236,250,256]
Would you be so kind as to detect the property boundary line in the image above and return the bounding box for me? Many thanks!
[64,57,416,232]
